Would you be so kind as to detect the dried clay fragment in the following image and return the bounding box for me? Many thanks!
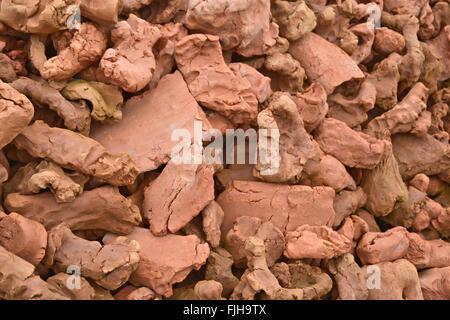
[224,216,284,268]
[254,94,319,183]
[105,227,209,298]
[202,201,224,248]
[217,181,335,237]
[382,186,426,228]
[114,285,161,300]
[90,71,211,173]
[80,0,122,25]
[327,253,368,300]
[361,259,423,300]
[0,80,34,150]
[289,32,365,95]
[292,82,328,132]
[315,118,391,169]
[228,63,272,104]
[404,232,450,269]
[99,15,162,92]
[0,0,80,34]
[308,154,356,192]
[14,120,138,186]
[419,267,450,300]
[373,27,406,56]
[230,237,303,300]
[264,52,306,94]
[46,273,96,300]
[175,34,258,126]
[184,0,278,57]
[11,77,91,135]
[4,186,142,235]
[271,261,333,300]
[43,224,139,290]
[62,79,123,123]
[271,0,316,41]
[204,248,239,297]
[2,161,84,203]
[0,212,47,266]
[284,225,352,260]
[41,23,107,81]
[332,187,366,228]
[143,161,214,236]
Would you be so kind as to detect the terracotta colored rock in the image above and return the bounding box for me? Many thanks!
[361,146,409,217]
[184,0,278,57]
[11,77,91,135]
[328,253,368,300]
[284,225,352,260]
[148,0,182,24]
[0,53,17,82]
[105,227,209,298]
[80,0,122,25]
[409,173,430,192]
[291,83,328,132]
[143,161,214,236]
[228,63,272,104]
[419,267,450,300]
[3,161,84,203]
[121,0,152,13]
[204,247,239,297]
[224,216,284,268]
[315,118,391,169]
[427,25,450,81]
[0,80,34,150]
[366,83,430,137]
[289,32,364,95]
[4,186,142,235]
[43,224,139,290]
[361,259,423,300]
[264,52,306,94]
[272,0,316,41]
[114,285,160,300]
[0,245,68,300]
[230,237,303,300]
[374,27,406,55]
[193,280,224,300]
[14,120,138,186]
[0,151,8,184]
[254,94,319,183]
[356,209,381,233]
[391,133,450,179]
[175,34,258,126]
[62,79,123,123]
[356,227,410,265]
[46,272,96,300]
[271,260,333,300]
[202,201,224,248]
[99,15,162,92]
[217,181,336,237]
[382,186,426,228]
[327,80,376,128]
[333,188,367,228]
[0,212,47,266]
[90,71,211,173]
[404,232,450,269]
[0,0,80,34]
[41,23,107,81]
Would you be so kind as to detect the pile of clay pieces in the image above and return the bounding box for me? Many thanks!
[0,0,449,300]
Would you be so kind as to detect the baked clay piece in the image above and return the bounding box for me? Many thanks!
[392,133,450,179]
[315,118,392,169]
[230,237,303,300]
[419,267,450,300]
[90,71,211,173]
[114,285,161,300]
[332,188,367,228]
[271,0,316,41]
[80,0,122,26]
[184,0,278,57]
[13,120,139,186]
[2,161,84,203]
[271,260,333,300]
[0,212,47,266]
[374,27,406,56]
[0,0,80,34]
[228,63,272,104]
[99,14,161,92]
[10,77,91,135]
[0,80,34,150]
[175,34,258,126]
[41,23,107,81]
[427,25,449,81]
[104,227,209,298]
[217,181,335,238]
[204,248,239,297]
[362,259,424,300]
[143,161,214,236]
[202,201,224,248]
[0,245,68,300]
[289,32,365,95]
[4,186,142,235]
[328,253,368,300]
[284,225,352,259]
[43,224,139,290]
[224,216,284,268]
[254,94,320,183]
